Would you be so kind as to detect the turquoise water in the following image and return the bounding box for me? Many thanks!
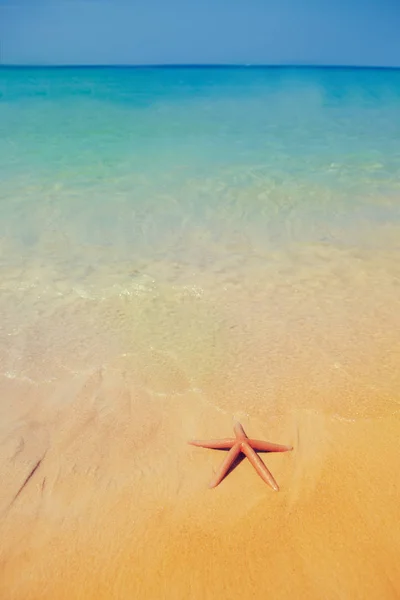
[1,67,400,252]
[1,66,400,418]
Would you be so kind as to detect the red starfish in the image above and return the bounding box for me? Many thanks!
[189,421,293,491]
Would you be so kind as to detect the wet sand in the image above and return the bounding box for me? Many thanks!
[1,232,400,599]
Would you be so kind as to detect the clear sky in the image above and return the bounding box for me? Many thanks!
[1,0,399,67]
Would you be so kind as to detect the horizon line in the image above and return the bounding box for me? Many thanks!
[1,63,399,70]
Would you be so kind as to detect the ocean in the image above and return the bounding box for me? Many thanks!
[1,66,400,421]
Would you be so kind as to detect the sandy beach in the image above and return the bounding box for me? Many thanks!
[0,352,399,600]
[1,237,400,600]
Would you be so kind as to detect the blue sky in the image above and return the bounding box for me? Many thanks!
[0,0,399,66]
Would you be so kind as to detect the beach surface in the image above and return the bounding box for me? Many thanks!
[0,367,400,600]
[1,237,400,600]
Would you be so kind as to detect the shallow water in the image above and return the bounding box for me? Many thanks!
[1,66,400,420]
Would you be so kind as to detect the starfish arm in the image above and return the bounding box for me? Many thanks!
[247,439,293,453]
[209,443,242,488]
[233,421,248,439]
[188,438,236,449]
[241,443,280,491]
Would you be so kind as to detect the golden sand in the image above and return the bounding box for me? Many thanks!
[0,363,399,600]
[1,235,400,599]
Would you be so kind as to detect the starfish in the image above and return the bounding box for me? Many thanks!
[189,421,292,491]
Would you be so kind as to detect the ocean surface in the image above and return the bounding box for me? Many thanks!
[1,66,400,421]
